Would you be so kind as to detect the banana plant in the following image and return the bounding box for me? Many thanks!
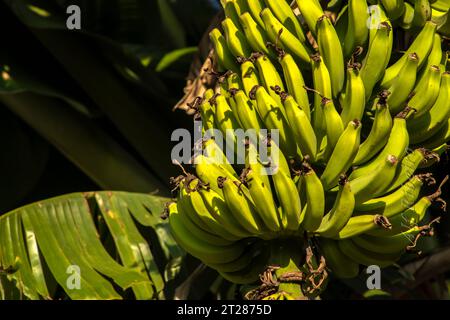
[2,0,450,301]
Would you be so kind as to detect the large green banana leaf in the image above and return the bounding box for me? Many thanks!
[0,192,184,300]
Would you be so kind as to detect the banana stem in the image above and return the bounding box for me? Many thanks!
[268,239,306,299]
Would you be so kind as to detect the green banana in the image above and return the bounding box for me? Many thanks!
[319,238,360,279]
[352,226,427,255]
[177,176,232,236]
[338,239,400,267]
[420,33,443,78]
[434,8,450,36]
[420,118,450,149]
[228,89,256,132]
[173,0,450,283]
[253,53,286,109]
[335,214,393,239]
[210,94,240,150]
[432,0,450,11]
[168,202,246,264]
[367,176,448,236]
[239,12,274,58]
[366,195,438,237]
[245,141,273,193]
[407,72,450,144]
[198,95,216,134]
[245,166,282,232]
[431,7,447,20]
[230,89,264,132]
[218,177,264,235]
[265,136,291,177]
[353,94,393,165]
[279,52,310,118]
[195,154,239,197]
[209,241,266,275]
[263,0,306,42]
[360,21,393,100]
[203,88,215,101]
[317,15,345,97]
[209,28,239,73]
[380,0,406,20]
[350,112,410,181]
[219,245,270,284]
[350,154,399,204]
[234,0,250,16]
[281,93,317,161]
[321,97,345,156]
[412,0,432,28]
[310,54,332,143]
[202,138,238,178]
[340,63,366,125]
[386,53,420,115]
[168,202,233,247]
[224,0,244,30]
[226,70,243,93]
[240,59,260,96]
[321,120,361,190]
[408,64,442,118]
[343,0,369,58]
[272,167,302,232]
[354,174,429,214]
[368,4,391,40]
[250,85,296,157]
[222,17,252,58]
[222,72,240,111]
[418,143,448,168]
[198,186,252,239]
[385,149,432,192]
[400,2,415,29]
[178,182,241,241]
[300,162,325,232]
[207,244,254,273]
[317,176,355,238]
[381,21,437,88]
[295,0,324,36]
[247,0,266,27]
[260,8,310,66]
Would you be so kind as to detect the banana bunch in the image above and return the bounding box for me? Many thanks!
[167,0,450,296]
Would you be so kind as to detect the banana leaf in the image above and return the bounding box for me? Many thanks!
[156,47,199,73]
[0,191,183,300]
